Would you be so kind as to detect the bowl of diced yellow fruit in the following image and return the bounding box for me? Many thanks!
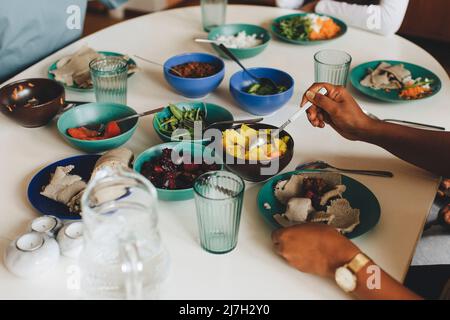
[222,123,294,182]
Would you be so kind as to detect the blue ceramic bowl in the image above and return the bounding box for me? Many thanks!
[229,67,294,116]
[134,142,223,201]
[163,52,225,98]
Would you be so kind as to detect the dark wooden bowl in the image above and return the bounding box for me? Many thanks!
[223,123,294,182]
[0,78,65,127]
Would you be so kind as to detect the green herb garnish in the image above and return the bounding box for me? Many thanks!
[245,82,287,96]
[277,16,312,41]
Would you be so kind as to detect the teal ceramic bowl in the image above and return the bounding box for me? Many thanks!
[57,102,138,153]
[350,60,442,103]
[153,102,234,144]
[208,24,271,59]
[271,13,347,45]
[134,142,223,201]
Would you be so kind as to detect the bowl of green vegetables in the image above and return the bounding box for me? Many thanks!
[153,102,234,144]
[229,67,294,116]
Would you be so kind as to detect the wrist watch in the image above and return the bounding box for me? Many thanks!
[335,252,371,293]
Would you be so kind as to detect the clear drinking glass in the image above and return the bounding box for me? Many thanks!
[79,166,169,299]
[201,0,227,32]
[90,56,128,104]
[193,171,245,254]
[314,49,352,86]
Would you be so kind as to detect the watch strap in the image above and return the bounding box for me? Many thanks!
[347,253,371,274]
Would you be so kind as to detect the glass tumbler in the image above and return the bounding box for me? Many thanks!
[193,171,245,254]
[90,56,128,104]
[201,0,227,32]
[314,49,352,86]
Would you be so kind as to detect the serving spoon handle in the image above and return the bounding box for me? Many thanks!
[133,55,184,77]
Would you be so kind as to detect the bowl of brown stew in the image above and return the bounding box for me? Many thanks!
[163,52,225,98]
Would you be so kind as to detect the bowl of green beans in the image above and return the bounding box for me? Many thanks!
[153,102,234,144]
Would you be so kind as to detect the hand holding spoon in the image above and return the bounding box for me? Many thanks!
[248,87,328,150]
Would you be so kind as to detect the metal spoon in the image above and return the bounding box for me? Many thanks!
[194,38,222,45]
[133,55,184,77]
[248,87,328,151]
[217,43,278,90]
[175,117,264,141]
[204,117,264,131]
[84,107,165,134]
[364,110,445,131]
[296,160,394,178]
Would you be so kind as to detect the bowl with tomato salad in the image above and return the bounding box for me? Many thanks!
[57,102,138,153]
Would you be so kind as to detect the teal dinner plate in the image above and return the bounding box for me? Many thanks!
[48,51,137,92]
[271,13,347,45]
[256,170,381,238]
[350,60,442,103]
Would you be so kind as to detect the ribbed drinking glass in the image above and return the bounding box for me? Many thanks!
[314,49,352,86]
[90,56,128,104]
[201,0,227,32]
[193,171,245,254]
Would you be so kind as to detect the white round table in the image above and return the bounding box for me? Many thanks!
[0,5,449,299]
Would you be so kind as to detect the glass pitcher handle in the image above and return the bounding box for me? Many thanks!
[120,241,143,300]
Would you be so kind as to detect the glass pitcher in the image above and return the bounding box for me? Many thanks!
[79,166,169,299]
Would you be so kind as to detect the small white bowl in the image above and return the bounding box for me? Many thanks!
[56,222,84,259]
[3,232,60,278]
[30,215,63,237]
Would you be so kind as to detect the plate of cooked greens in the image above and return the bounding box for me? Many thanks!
[152,102,234,144]
[271,13,347,45]
[350,60,442,102]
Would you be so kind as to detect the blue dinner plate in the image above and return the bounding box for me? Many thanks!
[27,154,101,220]
[256,170,381,238]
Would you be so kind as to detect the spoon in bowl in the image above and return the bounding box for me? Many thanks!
[217,43,278,91]
[84,107,166,135]
[248,88,328,151]
[194,38,222,45]
[133,55,184,77]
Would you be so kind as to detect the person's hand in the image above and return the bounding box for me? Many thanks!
[272,223,361,278]
[301,83,376,141]
[301,0,319,12]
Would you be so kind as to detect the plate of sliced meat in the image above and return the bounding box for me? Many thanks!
[257,171,381,239]
[27,148,134,220]
[350,60,441,103]
[47,46,137,92]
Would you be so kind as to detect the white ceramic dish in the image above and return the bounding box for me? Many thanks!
[3,232,60,278]
[30,215,63,237]
[56,222,84,258]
